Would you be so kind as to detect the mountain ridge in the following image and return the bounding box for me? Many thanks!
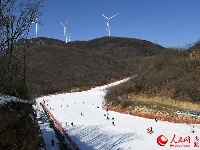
[24,36,165,97]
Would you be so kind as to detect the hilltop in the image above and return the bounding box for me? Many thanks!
[24,36,165,97]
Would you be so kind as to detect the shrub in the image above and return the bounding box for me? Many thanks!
[0,102,45,149]
[121,100,134,108]
[105,47,200,108]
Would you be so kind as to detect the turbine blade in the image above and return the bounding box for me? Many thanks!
[61,22,64,27]
[109,13,119,19]
[102,14,108,19]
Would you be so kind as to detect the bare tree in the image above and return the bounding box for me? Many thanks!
[0,0,44,98]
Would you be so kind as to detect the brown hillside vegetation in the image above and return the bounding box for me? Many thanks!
[0,101,45,149]
[24,36,164,98]
[189,40,200,60]
[105,46,200,121]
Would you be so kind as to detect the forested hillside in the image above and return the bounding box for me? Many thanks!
[105,42,200,117]
[24,36,164,97]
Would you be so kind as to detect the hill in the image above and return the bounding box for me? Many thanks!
[25,36,164,97]
[105,45,200,118]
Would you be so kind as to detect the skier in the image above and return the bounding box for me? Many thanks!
[112,121,115,126]
[147,127,154,134]
[51,139,54,146]
[71,122,74,126]
[191,126,195,133]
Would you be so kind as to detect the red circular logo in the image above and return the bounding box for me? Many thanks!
[157,135,168,146]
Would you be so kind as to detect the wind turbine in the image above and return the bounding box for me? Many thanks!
[32,18,39,38]
[61,21,68,43]
[102,13,119,36]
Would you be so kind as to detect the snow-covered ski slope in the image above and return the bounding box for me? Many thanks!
[34,105,60,150]
[36,78,200,150]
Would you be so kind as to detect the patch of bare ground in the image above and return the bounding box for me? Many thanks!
[107,95,200,124]
[70,86,92,92]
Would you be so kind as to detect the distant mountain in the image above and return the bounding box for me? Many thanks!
[24,36,165,97]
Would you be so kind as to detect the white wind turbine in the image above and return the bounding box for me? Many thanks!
[32,18,39,38]
[102,13,119,36]
[61,21,68,43]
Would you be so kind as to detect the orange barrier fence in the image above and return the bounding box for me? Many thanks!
[40,102,80,150]
[107,106,200,124]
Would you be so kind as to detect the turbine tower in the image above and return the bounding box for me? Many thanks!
[32,18,39,38]
[102,13,119,36]
[61,21,68,43]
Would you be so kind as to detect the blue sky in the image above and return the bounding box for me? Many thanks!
[29,0,200,48]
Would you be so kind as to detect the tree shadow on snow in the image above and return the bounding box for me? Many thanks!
[66,125,141,150]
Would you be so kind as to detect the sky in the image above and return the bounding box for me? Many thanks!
[29,0,200,48]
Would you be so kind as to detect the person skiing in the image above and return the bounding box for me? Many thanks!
[51,139,54,146]
[112,121,115,126]
[147,127,153,134]
[191,126,195,133]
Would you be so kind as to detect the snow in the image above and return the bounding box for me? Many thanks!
[34,104,60,150]
[36,78,200,150]
[0,94,30,105]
